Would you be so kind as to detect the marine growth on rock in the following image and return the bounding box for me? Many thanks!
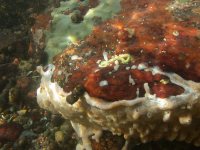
[36,0,200,149]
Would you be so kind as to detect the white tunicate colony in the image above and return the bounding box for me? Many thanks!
[37,63,200,149]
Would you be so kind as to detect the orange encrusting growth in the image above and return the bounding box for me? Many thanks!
[53,0,200,101]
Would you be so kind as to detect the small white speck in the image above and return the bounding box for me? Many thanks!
[99,80,108,87]
[136,88,140,97]
[138,64,147,70]
[161,50,166,54]
[172,30,179,36]
[126,67,130,70]
[144,83,150,94]
[96,60,101,64]
[94,69,100,73]
[163,111,171,122]
[185,63,190,69]
[103,51,108,61]
[129,75,135,85]
[114,60,119,71]
[131,65,137,69]
[57,70,62,75]
[71,55,82,60]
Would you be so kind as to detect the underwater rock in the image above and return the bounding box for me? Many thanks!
[0,123,23,142]
[55,130,65,143]
[37,0,200,149]
[8,87,19,104]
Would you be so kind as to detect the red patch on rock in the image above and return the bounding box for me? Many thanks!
[53,0,199,101]
[84,65,184,101]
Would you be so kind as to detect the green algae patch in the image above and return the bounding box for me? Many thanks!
[45,0,121,62]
